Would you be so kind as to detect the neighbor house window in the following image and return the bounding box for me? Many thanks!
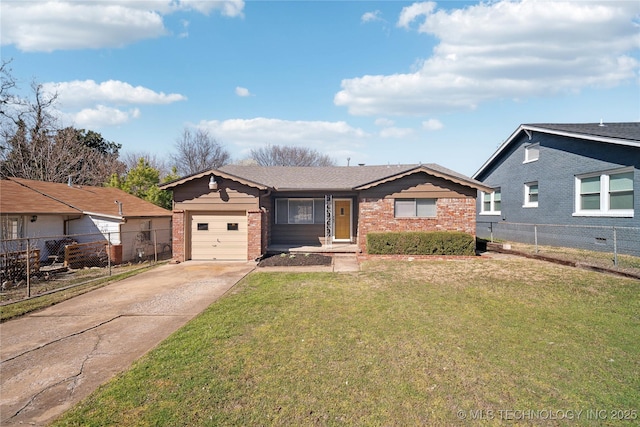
[276,198,325,224]
[524,182,539,207]
[1,216,23,239]
[140,220,151,240]
[524,143,539,163]
[480,188,501,214]
[575,168,634,217]
[394,199,437,218]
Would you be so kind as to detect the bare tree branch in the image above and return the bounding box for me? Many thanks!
[170,128,230,175]
[249,145,336,166]
[121,151,169,178]
[0,70,125,185]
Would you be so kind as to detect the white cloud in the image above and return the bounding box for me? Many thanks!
[235,86,252,97]
[375,118,395,127]
[379,127,414,139]
[40,79,184,129]
[422,118,443,130]
[70,105,141,128]
[397,2,436,28]
[362,10,383,23]
[177,0,245,17]
[0,0,244,52]
[43,80,186,108]
[198,117,369,157]
[336,0,640,116]
[178,19,190,38]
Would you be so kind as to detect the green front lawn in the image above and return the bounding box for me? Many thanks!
[53,258,639,426]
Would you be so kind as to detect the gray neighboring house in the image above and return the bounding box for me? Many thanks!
[472,122,640,256]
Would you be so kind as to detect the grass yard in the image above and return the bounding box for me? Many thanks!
[53,257,639,426]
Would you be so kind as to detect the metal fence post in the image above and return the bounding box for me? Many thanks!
[108,232,112,276]
[26,237,31,298]
[153,229,158,264]
[613,226,618,267]
[534,225,538,254]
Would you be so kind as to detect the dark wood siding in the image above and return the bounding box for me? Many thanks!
[271,224,325,245]
[173,176,260,211]
[362,172,476,199]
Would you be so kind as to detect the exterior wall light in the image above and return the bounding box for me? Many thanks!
[208,176,218,191]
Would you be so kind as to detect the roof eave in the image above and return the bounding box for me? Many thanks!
[273,187,354,192]
[356,165,492,193]
[159,168,269,190]
[84,211,125,221]
[473,124,640,179]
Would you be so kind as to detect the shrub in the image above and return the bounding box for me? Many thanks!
[366,231,476,256]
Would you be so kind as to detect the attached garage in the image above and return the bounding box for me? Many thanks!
[190,211,248,260]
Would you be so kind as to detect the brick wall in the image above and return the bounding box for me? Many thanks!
[247,209,265,260]
[357,197,476,252]
[172,210,185,262]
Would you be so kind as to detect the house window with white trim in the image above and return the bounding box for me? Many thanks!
[574,168,634,217]
[524,182,538,207]
[275,198,325,224]
[394,199,437,218]
[524,143,540,163]
[480,188,501,214]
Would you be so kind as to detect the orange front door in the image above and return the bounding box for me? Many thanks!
[334,200,351,240]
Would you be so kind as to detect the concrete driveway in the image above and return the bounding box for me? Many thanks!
[0,261,256,426]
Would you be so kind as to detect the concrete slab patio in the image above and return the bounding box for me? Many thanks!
[0,261,256,426]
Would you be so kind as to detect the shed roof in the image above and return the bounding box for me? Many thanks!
[1,178,171,218]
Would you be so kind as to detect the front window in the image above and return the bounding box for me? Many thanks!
[524,182,539,207]
[575,168,634,217]
[480,188,501,214]
[394,199,437,218]
[1,216,23,239]
[275,199,325,224]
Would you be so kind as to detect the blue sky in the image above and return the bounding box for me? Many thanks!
[2,0,639,176]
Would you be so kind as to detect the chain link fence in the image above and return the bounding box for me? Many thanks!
[477,221,640,272]
[1,228,172,304]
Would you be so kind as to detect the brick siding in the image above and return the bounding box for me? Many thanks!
[247,209,266,260]
[172,210,185,262]
[357,197,476,252]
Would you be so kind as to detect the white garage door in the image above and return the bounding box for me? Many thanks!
[190,212,247,260]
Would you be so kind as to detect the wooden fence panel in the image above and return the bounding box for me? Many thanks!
[64,241,108,269]
[0,249,40,282]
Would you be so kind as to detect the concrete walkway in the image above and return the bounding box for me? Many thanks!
[0,261,256,426]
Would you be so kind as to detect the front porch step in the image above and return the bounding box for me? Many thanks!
[267,244,361,255]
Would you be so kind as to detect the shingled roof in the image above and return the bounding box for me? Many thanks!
[523,122,640,143]
[162,163,490,192]
[1,178,171,218]
[473,122,640,179]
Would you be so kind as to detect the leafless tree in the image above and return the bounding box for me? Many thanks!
[0,59,18,117]
[170,128,230,175]
[121,151,170,178]
[0,73,124,185]
[249,144,336,166]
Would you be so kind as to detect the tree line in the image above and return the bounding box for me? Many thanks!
[0,60,335,210]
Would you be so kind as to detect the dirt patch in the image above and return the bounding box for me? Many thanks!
[258,253,332,267]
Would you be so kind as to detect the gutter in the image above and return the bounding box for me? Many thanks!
[83,211,126,222]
